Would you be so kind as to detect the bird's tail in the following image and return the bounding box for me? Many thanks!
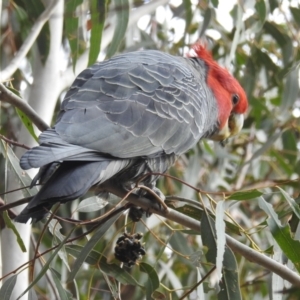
[15,159,130,223]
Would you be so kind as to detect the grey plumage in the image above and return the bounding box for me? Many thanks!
[15,50,219,223]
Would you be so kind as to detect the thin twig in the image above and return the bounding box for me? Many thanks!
[0,196,32,213]
[30,204,60,282]
[0,205,127,282]
[100,181,300,288]
[0,0,60,81]
[30,236,59,300]
[137,184,169,211]
[179,266,216,300]
[2,184,300,287]
[0,134,30,150]
[235,126,255,190]
[0,83,49,131]
[0,185,36,197]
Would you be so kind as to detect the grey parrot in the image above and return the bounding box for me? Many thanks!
[15,44,248,223]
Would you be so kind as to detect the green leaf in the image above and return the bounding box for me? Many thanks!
[140,262,160,297]
[216,201,226,280]
[183,0,192,34]
[105,0,129,59]
[2,211,26,252]
[67,211,122,282]
[243,58,256,100]
[155,231,172,262]
[218,264,241,300]
[0,275,17,300]
[255,0,267,23]
[48,220,66,242]
[88,0,106,66]
[169,231,193,255]
[199,8,211,38]
[202,139,215,156]
[210,0,219,8]
[290,7,300,28]
[102,272,119,299]
[227,190,263,200]
[201,212,241,300]
[66,245,142,286]
[66,244,99,264]
[281,68,299,113]
[50,269,73,300]
[76,196,108,213]
[244,130,282,165]
[258,197,300,273]
[16,108,38,142]
[0,141,38,197]
[282,130,297,165]
[28,289,38,300]
[17,226,76,300]
[270,150,293,176]
[48,220,71,271]
[278,187,300,220]
[166,202,203,221]
[268,0,278,13]
[255,47,278,75]
[263,21,288,46]
[20,0,50,63]
[99,256,142,287]
[65,0,84,70]
[263,21,293,65]
[201,211,217,265]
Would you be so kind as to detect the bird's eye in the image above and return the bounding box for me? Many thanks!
[232,94,239,105]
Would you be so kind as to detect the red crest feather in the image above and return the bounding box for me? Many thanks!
[188,43,248,129]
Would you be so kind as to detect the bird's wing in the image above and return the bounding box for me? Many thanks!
[56,51,217,156]
[21,51,218,169]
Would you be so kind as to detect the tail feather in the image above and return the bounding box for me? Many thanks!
[20,143,104,170]
[20,129,105,170]
[15,159,130,223]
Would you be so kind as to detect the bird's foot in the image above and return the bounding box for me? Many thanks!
[127,185,169,222]
[137,185,169,213]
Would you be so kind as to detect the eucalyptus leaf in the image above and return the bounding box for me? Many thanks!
[67,211,122,282]
[66,245,142,286]
[290,7,300,27]
[88,0,106,66]
[216,201,226,281]
[201,212,241,299]
[0,275,17,300]
[140,262,160,297]
[16,108,38,142]
[0,141,38,197]
[244,130,282,165]
[277,187,300,220]
[50,269,73,300]
[64,0,84,70]
[17,227,76,300]
[258,197,300,272]
[76,196,108,213]
[106,0,129,58]
[227,190,263,201]
[3,211,26,252]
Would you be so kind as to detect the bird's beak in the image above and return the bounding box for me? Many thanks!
[210,113,244,143]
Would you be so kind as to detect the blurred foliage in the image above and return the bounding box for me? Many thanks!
[1,0,300,299]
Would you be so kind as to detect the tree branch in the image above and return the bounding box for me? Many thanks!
[0,83,49,131]
[0,0,60,81]
[101,182,300,288]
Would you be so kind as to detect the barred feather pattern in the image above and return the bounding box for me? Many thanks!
[16,50,219,223]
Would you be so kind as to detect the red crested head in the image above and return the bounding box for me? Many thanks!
[189,43,248,141]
